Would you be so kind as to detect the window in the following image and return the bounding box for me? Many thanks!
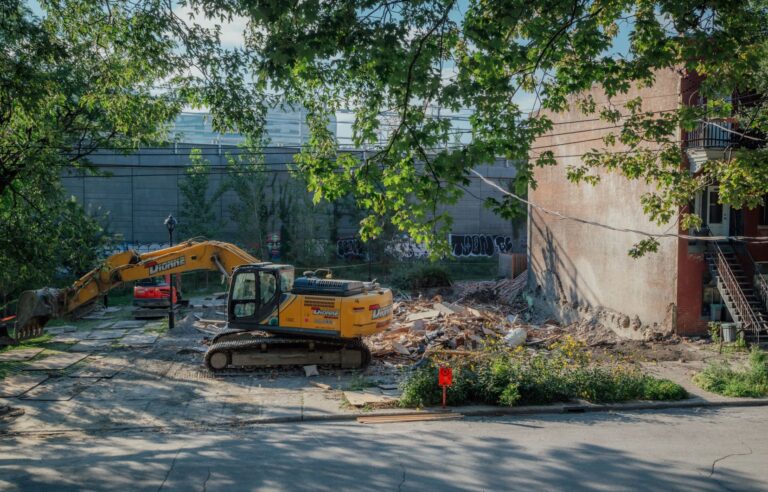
[280,270,295,293]
[232,273,256,300]
[259,272,277,305]
[761,195,768,226]
[232,272,256,318]
[709,189,723,224]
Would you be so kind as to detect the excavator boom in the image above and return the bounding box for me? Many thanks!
[10,240,258,341]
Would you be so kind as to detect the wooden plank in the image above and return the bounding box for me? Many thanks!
[357,413,463,424]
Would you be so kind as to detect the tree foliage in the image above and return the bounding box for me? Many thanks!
[179,149,226,239]
[174,0,768,255]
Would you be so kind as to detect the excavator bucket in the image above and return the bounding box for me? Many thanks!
[10,288,64,342]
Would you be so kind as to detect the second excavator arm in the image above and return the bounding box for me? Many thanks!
[12,240,259,340]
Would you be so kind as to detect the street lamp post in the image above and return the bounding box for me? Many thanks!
[164,213,178,329]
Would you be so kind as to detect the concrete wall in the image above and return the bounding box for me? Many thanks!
[528,69,682,337]
[62,145,522,251]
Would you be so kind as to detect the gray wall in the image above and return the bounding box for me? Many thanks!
[62,144,524,253]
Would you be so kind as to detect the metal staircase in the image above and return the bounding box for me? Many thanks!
[704,241,766,343]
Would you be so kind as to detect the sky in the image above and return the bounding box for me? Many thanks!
[25,0,633,141]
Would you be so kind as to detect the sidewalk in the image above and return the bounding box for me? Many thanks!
[2,317,767,437]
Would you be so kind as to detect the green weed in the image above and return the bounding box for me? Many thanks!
[399,337,688,408]
[694,347,768,397]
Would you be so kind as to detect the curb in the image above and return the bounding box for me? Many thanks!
[3,397,768,438]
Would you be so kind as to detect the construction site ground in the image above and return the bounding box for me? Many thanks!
[1,284,767,438]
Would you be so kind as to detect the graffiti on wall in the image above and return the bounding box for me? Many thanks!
[336,237,367,260]
[384,236,429,259]
[102,242,170,256]
[448,234,524,257]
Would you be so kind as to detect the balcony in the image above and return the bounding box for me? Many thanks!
[684,120,764,173]
[684,121,735,173]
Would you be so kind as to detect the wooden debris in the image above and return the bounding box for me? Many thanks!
[367,274,529,364]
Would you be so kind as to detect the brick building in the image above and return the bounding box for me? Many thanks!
[528,69,767,339]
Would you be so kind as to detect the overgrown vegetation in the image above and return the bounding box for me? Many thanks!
[694,347,768,398]
[400,337,688,407]
[389,263,453,291]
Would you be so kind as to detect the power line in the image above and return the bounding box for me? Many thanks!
[470,169,768,244]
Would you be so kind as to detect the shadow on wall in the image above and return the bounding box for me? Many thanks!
[530,213,601,313]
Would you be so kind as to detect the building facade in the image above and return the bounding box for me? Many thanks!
[528,69,767,338]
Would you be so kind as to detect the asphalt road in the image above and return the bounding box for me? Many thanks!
[1,407,767,491]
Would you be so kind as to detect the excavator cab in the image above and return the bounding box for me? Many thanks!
[227,264,294,328]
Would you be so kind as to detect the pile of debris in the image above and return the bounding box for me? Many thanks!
[368,274,530,364]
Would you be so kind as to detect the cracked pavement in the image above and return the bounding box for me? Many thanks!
[1,407,767,491]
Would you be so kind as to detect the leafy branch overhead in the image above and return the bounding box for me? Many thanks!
[178,0,767,255]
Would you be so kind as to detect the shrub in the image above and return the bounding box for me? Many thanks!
[389,263,452,291]
[399,337,688,407]
[694,347,768,398]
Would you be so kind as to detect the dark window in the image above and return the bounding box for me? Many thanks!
[761,196,768,226]
[709,189,723,224]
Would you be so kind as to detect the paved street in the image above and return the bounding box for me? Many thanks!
[1,407,766,491]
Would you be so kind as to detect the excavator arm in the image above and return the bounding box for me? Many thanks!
[11,240,259,340]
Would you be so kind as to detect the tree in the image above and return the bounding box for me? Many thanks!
[225,150,270,255]
[164,0,768,256]
[179,149,225,239]
[0,0,188,300]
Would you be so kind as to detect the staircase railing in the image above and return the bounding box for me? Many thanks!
[711,241,762,342]
[737,243,768,314]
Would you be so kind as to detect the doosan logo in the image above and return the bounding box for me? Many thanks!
[147,257,186,275]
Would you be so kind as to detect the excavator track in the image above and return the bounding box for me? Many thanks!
[204,335,371,371]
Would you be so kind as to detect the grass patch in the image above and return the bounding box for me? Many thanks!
[399,337,688,408]
[694,347,768,398]
[344,374,377,391]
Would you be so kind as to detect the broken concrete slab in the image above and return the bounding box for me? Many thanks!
[119,333,158,347]
[0,348,43,362]
[86,329,127,340]
[406,310,440,322]
[46,325,78,334]
[69,339,114,352]
[51,332,92,344]
[24,352,87,370]
[303,365,319,377]
[104,307,122,313]
[343,389,399,407]
[112,320,147,330]
[19,377,95,401]
[68,360,124,378]
[0,374,48,397]
[94,321,115,330]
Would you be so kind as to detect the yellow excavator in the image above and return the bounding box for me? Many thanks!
[8,240,393,370]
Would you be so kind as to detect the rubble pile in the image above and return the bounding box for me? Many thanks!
[368,275,529,364]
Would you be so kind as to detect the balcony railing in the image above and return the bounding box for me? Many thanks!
[685,121,735,149]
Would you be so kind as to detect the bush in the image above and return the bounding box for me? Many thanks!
[694,347,768,398]
[389,263,452,291]
[399,338,688,408]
